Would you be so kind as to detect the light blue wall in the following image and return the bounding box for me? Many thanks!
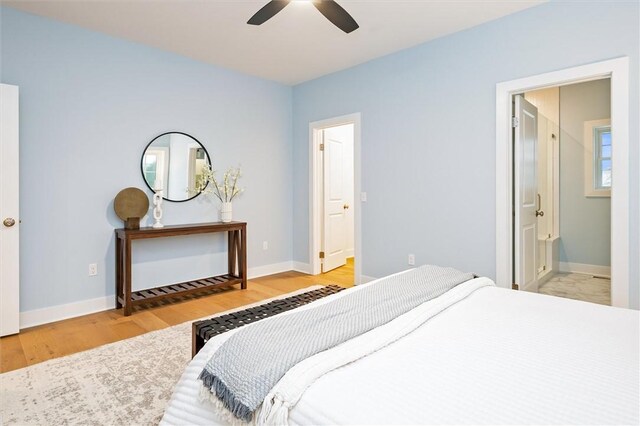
[2,1,639,313]
[291,1,639,308]
[559,79,611,267]
[1,7,293,312]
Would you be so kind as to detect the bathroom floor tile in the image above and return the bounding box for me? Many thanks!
[538,273,610,305]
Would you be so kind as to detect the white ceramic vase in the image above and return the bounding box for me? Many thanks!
[220,202,232,223]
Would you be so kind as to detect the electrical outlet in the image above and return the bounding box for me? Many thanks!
[263,241,269,250]
[408,254,415,266]
[88,263,98,276]
[360,192,367,202]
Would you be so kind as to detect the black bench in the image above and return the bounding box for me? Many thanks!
[192,285,345,357]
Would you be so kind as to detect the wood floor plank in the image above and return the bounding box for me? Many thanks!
[18,327,65,367]
[0,335,26,372]
[0,260,353,373]
[129,311,172,333]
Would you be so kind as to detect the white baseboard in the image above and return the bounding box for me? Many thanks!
[292,261,312,274]
[20,295,116,330]
[521,279,539,293]
[360,275,378,284]
[537,269,554,286]
[247,261,293,279]
[559,261,611,278]
[20,261,307,330]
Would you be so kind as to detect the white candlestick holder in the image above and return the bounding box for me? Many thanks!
[152,190,164,228]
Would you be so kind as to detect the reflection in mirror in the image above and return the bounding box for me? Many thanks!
[141,132,211,202]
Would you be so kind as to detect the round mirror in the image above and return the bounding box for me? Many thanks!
[141,132,211,202]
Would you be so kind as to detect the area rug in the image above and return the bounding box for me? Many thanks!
[0,286,323,426]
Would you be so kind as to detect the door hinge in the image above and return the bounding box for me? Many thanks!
[512,283,519,290]
[319,143,324,151]
[319,251,325,259]
[511,116,519,128]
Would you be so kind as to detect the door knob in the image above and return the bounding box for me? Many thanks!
[343,204,350,210]
[535,194,544,217]
[3,217,16,227]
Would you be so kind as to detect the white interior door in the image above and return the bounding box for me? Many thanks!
[514,95,539,293]
[0,84,20,336]
[322,127,349,272]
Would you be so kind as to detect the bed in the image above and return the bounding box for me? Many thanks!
[161,268,639,425]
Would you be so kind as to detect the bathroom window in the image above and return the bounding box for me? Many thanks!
[583,119,611,197]
[594,127,611,189]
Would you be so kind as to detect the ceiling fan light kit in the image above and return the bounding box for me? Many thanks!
[248,0,359,33]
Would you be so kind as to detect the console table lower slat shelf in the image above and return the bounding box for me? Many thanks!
[117,273,242,307]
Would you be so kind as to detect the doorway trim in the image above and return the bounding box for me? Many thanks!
[496,57,629,308]
[309,113,362,284]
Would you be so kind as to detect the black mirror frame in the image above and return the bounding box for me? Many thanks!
[140,131,211,203]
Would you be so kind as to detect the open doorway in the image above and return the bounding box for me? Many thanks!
[309,113,361,286]
[320,124,355,274]
[496,58,629,309]
[514,79,612,305]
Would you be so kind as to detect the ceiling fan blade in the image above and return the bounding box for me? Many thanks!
[247,1,291,25]
[313,0,359,33]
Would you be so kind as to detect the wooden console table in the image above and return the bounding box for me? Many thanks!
[115,222,247,316]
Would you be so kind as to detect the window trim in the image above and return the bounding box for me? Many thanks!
[583,118,611,197]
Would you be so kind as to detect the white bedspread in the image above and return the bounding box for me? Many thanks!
[161,275,640,425]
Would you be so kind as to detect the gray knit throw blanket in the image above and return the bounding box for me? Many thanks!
[199,265,474,422]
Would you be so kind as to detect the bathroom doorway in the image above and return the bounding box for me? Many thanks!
[515,78,612,305]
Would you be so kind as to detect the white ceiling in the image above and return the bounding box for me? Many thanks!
[3,0,545,85]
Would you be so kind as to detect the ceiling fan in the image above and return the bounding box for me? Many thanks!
[248,0,359,34]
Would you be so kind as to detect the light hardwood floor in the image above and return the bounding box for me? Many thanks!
[0,259,354,373]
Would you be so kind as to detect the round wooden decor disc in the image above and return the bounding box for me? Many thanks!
[114,187,149,221]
